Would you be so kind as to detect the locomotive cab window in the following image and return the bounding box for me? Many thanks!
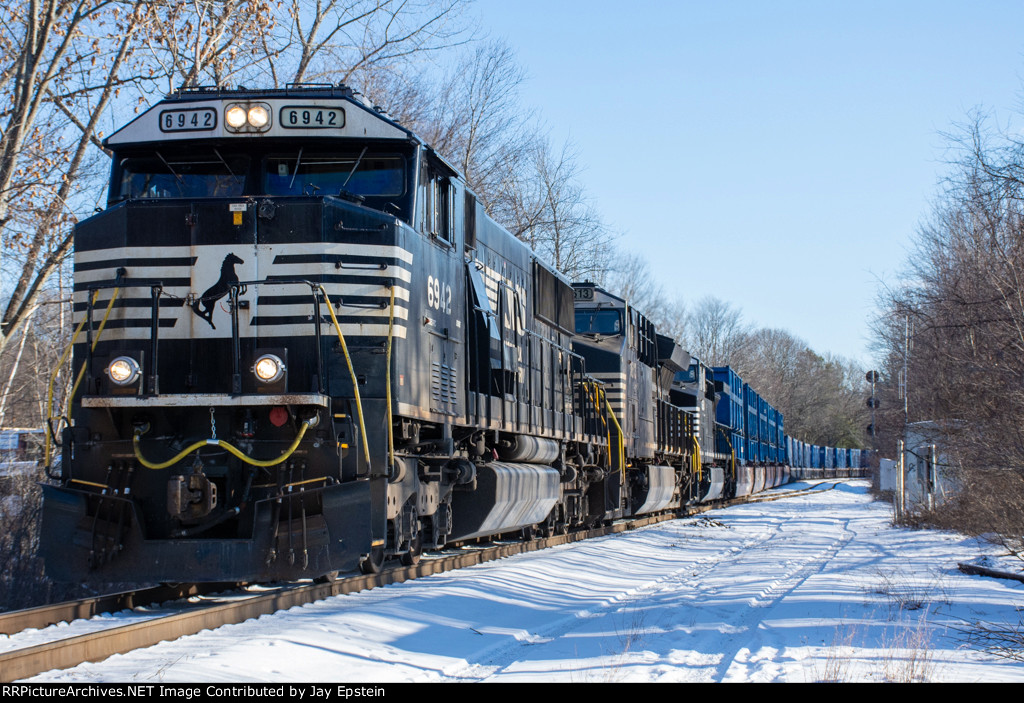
[118,150,249,200]
[264,151,405,198]
[676,365,698,384]
[575,308,622,336]
[421,159,453,244]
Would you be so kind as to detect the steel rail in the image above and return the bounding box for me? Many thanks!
[741,481,839,504]
[0,582,238,636]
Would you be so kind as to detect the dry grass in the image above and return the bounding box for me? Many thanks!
[583,606,655,683]
[870,567,951,619]
[895,469,1024,563]
[813,624,858,682]
[811,611,937,683]
[879,611,936,682]
[810,611,937,683]
[808,569,946,682]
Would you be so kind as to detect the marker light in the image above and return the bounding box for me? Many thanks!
[247,105,269,128]
[107,356,140,386]
[253,354,285,384]
[225,106,247,128]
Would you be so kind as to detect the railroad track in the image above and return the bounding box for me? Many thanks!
[742,481,840,504]
[0,582,238,637]
[0,478,842,682]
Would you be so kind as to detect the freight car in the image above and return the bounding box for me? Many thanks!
[39,85,840,585]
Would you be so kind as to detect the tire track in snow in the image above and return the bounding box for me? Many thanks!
[449,515,789,682]
[712,516,857,682]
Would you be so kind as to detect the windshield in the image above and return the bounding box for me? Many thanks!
[674,366,698,385]
[114,147,407,203]
[119,151,248,199]
[265,152,405,197]
[575,309,622,335]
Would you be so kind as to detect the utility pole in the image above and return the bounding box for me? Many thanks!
[901,315,911,426]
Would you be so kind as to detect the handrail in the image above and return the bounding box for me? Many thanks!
[47,275,387,477]
[45,291,98,469]
[601,387,626,481]
[319,287,372,468]
[385,283,396,474]
[67,288,120,412]
[44,288,120,471]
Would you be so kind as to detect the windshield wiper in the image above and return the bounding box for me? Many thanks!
[341,146,368,189]
[288,147,304,191]
[155,150,186,189]
[213,148,242,187]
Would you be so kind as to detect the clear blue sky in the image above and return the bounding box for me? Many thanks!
[474,1,1024,365]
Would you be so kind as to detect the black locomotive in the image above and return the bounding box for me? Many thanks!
[40,86,790,584]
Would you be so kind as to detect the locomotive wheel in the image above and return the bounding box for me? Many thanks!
[399,532,422,566]
[539,515,555,538]
[540,511,563,538]
[314,571,339,584]
[359,547,385,575]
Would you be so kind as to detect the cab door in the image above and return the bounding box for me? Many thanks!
[421,157,463,419]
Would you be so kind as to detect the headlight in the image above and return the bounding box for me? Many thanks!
[253,354,285,383]
[225,106,247,128]
[107,356,140,386]
[247,105,269,128]
[225,102,271,132]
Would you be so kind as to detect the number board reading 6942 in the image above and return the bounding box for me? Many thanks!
[159,108,217,133]
[280,106,345,129]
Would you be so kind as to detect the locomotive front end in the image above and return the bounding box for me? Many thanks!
[40,87,417,583]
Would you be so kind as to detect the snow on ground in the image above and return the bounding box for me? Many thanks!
[27,480,1024,683]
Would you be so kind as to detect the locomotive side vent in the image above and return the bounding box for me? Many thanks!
[430,361,457,406]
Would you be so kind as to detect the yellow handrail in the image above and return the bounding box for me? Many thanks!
[601,388,626,481]
[319,288,371,467]
[66,288,121,415]
[45,288,120,468]
[385,284,396,474]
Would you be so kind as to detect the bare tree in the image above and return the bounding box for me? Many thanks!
[686,295,749,367]
[400,41,537,214]
[873,108,1024,545]
[1,1,150,356]
[652,294,688,345]
[285,0,470,86]
[606,251,663,308]
[727,326,867,446]
[141,0,278,90]
[512,140,616,282]
[370,41,617,284]
[604,251,686,341]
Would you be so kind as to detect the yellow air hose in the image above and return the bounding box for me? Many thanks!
[133,418,313,470]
